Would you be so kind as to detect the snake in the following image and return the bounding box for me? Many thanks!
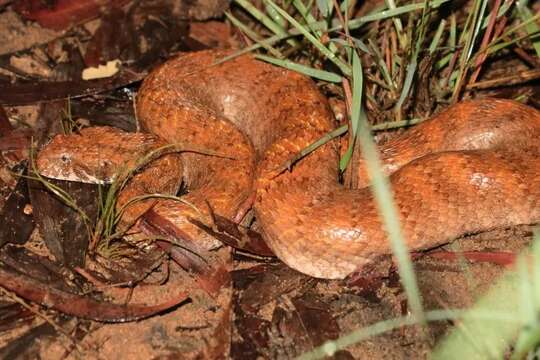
[36,50,540,279]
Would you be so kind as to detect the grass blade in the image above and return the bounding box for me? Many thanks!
[264,0,352,76]
[516,0,540,57]
[384,0,407,48]
[234,0,289,38]
[255,54,343,82]
[264,1,287,28]
[347,50,424,324]
[339,50,362,170]
[429,19,447,54]
[225,12,284,58]
[297,309,519,359]
[367,39,395,90]
[433,230,540,358]
[466,0,489,62]
[330,38,370,54]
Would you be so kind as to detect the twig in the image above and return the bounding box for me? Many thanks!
[466,68,540,90]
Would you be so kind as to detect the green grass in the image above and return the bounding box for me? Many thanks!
[228,0,540,357]
[434,229,540,359]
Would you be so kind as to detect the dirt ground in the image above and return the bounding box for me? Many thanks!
[0,226,530,359]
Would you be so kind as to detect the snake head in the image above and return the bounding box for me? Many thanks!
[36,127,134,184]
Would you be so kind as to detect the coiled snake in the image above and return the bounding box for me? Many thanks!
[37,50,540,279]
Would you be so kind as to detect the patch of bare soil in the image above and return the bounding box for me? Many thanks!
[230,226,535,359]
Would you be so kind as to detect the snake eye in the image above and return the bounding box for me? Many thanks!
[60,154,70,163]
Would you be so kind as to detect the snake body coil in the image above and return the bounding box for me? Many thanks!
[38,51,540,279]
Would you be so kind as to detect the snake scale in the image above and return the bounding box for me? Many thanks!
[37,50,540,279]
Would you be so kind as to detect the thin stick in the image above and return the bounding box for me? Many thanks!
[466,69,540,90]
